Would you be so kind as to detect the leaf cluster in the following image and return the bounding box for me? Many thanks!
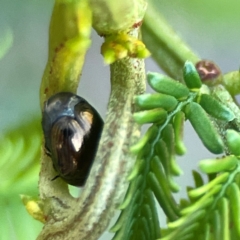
[111,61,240,240]
[0,118,42,239]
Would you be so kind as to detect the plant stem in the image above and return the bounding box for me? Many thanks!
[142,3,200,81]
[38,0,92,210]
[223,71,240,96]
[37,28,146,240]
[39,0,92,109]
[89,0,147,35]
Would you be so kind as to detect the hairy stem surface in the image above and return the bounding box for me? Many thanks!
[38,28,146,239]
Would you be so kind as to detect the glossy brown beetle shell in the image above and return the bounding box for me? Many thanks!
[42,92,103,186]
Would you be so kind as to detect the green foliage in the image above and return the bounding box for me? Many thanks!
[0,118,42,239]
[184,102,224,154]
[2,1,240,240]
[111,62,240,240]
[226,130,240,156]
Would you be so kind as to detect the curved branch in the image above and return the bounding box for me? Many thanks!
[37,28,146,239]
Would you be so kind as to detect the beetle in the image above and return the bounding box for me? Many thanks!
[42,92,104,186]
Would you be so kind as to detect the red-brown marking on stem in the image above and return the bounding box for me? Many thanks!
[195,60,221,81]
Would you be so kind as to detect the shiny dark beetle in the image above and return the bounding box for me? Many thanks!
[42,92,103,186]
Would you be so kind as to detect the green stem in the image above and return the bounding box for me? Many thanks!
[37,29,146,240]
[38,0,92,212]
[89,0,147,35]
[142,3,200,81]
[39,0,92,109]
[223,71,240,96]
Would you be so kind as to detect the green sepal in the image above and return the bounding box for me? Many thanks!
[184,102,224,154]
[198,93,235,121]
[183,60,202,90]
[147,72,190,100]
[226,129,240,156]
[133,108,167,124]
[134,93,178,111]
[199,155,238,174]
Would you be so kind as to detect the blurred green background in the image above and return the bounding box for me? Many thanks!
[0,0,240,239]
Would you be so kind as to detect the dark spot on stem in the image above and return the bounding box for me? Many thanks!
[132,21,143,28]
[195,60,221,81]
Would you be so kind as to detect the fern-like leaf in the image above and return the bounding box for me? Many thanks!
[111,61,240,240]
[0,117,42,239]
